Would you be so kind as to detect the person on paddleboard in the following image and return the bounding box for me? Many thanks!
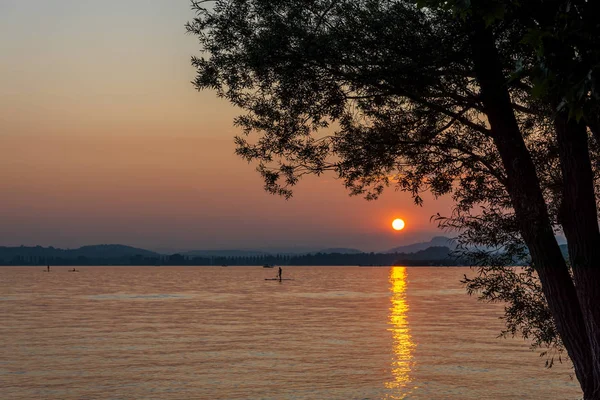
[278,267,282,281]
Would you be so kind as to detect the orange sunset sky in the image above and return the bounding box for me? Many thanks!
[0,0,454,252]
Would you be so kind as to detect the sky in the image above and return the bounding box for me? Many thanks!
[0,0,455,252]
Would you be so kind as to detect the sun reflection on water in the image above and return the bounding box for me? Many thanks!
[385,267,416,398]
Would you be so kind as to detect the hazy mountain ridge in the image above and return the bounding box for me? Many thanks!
[0,244,158,260]
[386,236,456,254]
[403,246,452,260]
[0,243,455,266]
[72,245,158,258]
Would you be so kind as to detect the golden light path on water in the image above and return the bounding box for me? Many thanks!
[386,267,417,398]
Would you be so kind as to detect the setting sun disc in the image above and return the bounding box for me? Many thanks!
[392,218,405,231]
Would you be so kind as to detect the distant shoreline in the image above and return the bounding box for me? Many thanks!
[0,244,463,267]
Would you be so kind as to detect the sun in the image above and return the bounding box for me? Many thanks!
[392,218,405,231]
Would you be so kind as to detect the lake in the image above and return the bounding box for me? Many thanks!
[0,266,581,399]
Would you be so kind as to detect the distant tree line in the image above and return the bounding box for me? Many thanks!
[0,247,459,266]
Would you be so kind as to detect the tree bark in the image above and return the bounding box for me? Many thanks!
[469,22,597,398]
[555,113,600,397]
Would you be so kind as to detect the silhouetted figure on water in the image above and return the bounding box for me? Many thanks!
[278,267,282,281]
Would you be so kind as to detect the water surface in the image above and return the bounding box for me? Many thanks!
[0,266,580,399]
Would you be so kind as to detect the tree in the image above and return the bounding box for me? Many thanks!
[424,1,600,395]
[188,1,600,396]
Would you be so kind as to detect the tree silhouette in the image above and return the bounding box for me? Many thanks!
[188,1,600,396]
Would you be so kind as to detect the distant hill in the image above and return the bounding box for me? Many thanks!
[386,236,455,254]
[0,244,158,265]
[397,246,452,261]
[71,245,158,258]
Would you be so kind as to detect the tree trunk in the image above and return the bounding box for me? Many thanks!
[555,113,600,397]
[469,21,597,398]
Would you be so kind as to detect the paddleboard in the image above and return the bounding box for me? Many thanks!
[264,278,294,281]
